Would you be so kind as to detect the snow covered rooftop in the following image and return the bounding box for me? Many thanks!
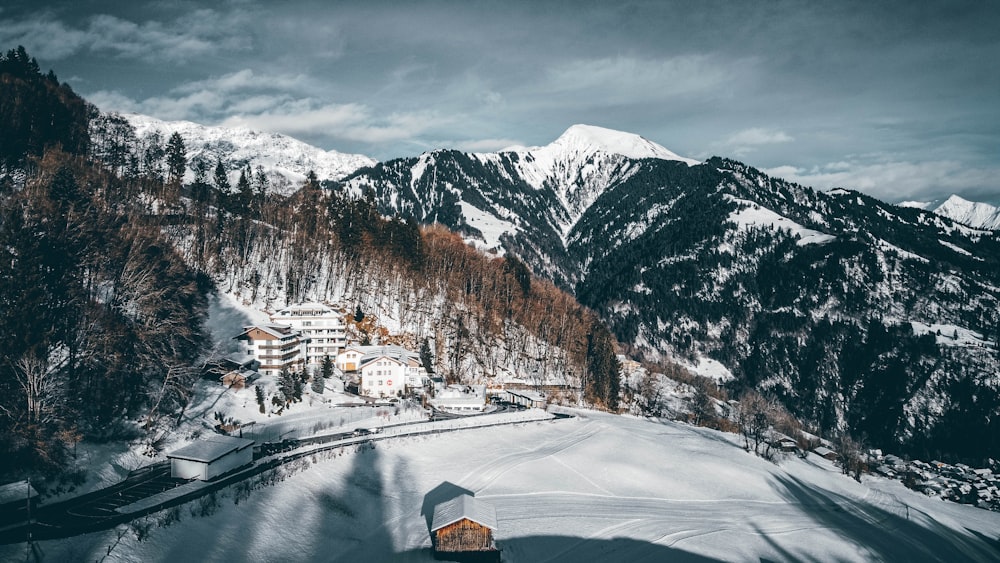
[167,436,255,463]
[354,345,419,365]
[431,494,498,531]
[271,302,338,317]
[235,324,298,340]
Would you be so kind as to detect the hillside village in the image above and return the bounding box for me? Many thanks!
[221,301,542,414]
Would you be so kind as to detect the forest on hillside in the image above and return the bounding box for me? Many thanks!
[0,48,621,479]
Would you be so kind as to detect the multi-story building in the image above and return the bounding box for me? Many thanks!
[269,302,346,372]
[337,345,429,397]
[234,324,306,377]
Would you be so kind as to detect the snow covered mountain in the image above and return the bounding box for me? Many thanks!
[336,130,1000,462]
[123,113,376,195]
[933,194,1000,231]
[339,124,699,283]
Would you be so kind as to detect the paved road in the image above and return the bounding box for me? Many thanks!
[0,406,563,544]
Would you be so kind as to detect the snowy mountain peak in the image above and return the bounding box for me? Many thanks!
[122,113,376,196]
[934,194,1000,231]
[549,124,699,164]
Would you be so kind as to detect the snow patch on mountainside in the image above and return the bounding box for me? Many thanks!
[459,201,517,253]
[692,356,734,382]
[911,321,992,348]
[934,195,1000,231]
[124,113,376,195]
[727,197,836,246]
[938,239,973,256]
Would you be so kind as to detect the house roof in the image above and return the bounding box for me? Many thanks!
[355,345,419,366]
[0,480,38,505]
[234,324,299,341]
[431,494,498,532]
[167,435,255,463]
[271,302,337,317]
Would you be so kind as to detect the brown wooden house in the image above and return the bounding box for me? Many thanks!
[430,494,498,558]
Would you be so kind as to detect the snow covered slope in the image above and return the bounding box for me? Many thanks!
[12,410,1000,562]
[934,194,1000,230]
[124,113,376,195]
[339,124,699,281]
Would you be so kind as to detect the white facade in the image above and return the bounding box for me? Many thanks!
[168,436,255,481]
[336,346,366,373]
[270,303,345,371]
[360,355,407,398]
[235,324,306,377]
[430,385,487,414]
[339,345,428,397]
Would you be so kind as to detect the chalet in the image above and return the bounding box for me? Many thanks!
[813,446,839,461]
[167,435,255,481]
[270,303,346,370]
[431,494,499,558]
[234,324,306,377]
[769,433,799,453]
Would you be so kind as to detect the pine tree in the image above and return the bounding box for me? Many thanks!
[213,159,230,194]
[585,319,620,411]
[278,367,296,403]
[312,355,333,393]
[165,132,186,188]
[255,385,266,414]
[419,338,434,374]
[236,166,253,215]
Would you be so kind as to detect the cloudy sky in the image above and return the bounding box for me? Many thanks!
[3,0,998,204]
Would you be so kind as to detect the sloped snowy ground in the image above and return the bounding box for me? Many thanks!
[8,409,999,562]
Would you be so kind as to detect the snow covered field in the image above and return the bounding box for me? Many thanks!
[8,409,1000,562]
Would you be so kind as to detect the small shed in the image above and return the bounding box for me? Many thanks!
[167,435,254,481]
[505,389,546,409]
[431,494,498,556]
[813,446,839,461]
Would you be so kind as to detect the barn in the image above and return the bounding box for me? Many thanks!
[167,435,255,481]
[431,494,499,559]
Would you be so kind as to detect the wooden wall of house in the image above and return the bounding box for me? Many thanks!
[434,519,494,552]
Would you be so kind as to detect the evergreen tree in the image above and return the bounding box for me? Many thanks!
[165,132,186,187]
[310,370,325,394]
[255,385,266,414]
[419,338,434,374]
[213,159,230,194]
[278,366,296,403]
[321,354,334,379]
[585,318,620,411]
[236,166,253,215]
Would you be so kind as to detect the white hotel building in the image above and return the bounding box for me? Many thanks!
[269,302,346,372]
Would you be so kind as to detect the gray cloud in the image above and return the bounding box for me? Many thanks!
[0,8,251,63]
[4,0,999,204]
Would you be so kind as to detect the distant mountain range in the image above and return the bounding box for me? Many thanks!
[927,195,1000,231]
[121,114,1000,461]
[331,124,1000,462]
[122,113,375,195]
